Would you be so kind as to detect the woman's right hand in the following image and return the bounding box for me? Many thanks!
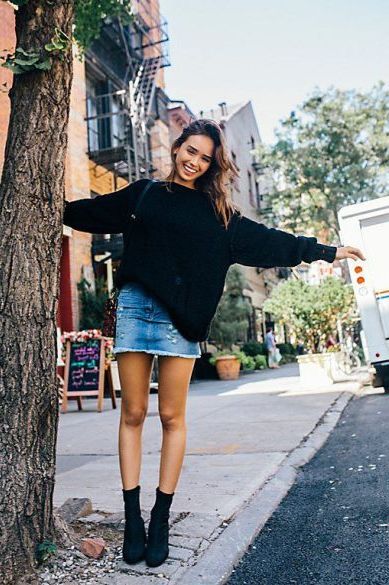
[335,246,366,262]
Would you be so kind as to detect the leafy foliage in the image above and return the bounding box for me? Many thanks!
[263,276,355,353]
[77,276,108,330]
[35,541,57,566]
[241,340,267,356]
[44,28,71,54]
[1,47,50,74]
[253,354,267,369]
[73,0,134,53]
[2,1,134,75]
[209,266,252,350]
[257,85,389,241]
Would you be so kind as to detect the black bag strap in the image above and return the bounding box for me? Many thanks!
[113,179,157,293]
[129,178,157,225]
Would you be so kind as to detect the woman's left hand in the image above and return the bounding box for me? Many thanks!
[335,246,366,261]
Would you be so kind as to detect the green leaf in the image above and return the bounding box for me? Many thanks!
[2,61,26,74]
[14,56,40,66]
[51,39,67,50]
[36,540,57,565]
[34,59,52,71]
[15,47,39,58]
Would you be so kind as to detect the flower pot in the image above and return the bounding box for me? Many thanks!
[297,351,343,386]
[215,355,240,380]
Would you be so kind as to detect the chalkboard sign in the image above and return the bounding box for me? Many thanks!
[62,338,116,413]
[68,338,101,393]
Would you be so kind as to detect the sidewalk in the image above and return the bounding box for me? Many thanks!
[53,363,365,584]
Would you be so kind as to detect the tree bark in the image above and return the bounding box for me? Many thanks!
[0,2,74,582]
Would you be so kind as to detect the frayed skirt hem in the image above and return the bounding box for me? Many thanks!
[112,347,200,359]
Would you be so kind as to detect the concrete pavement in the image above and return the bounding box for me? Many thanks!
[54,363,364,583]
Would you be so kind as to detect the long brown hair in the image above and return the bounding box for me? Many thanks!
[163,119,241,229]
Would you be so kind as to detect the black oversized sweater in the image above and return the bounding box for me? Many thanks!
[63,179,337,342]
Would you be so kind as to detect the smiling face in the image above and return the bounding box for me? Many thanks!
[173,134,215,189]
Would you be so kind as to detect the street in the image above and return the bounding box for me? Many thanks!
[227,385,389,585]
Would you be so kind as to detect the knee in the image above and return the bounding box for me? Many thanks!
[121,407,147,427]
[159,410,186,431]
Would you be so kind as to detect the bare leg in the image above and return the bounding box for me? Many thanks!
[156,355,196,494]
[117,352,154,490]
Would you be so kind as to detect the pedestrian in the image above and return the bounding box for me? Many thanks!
[63,118,365,568]
[265,327,280,369]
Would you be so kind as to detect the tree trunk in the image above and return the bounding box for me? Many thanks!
[0,2,74,583]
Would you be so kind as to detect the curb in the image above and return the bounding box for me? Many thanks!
[173,384,360,585]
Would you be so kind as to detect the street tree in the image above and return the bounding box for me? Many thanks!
[0,1,132,583]
[263,276,355,352]
[256,85,389,241]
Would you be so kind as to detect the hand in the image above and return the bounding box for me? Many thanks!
[335,246,366,261]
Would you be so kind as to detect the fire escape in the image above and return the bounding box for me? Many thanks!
[85,1,170,183]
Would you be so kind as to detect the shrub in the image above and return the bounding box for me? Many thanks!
[277,342,296,356]
[241,341,267,357]
[240,354,256,370]
[279,353,297,365]
[254,354,267,369]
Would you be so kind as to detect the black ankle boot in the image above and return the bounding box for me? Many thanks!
[122,485,146,564]
[145,486,174,567]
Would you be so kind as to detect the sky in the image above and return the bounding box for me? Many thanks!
[160,0,389,143]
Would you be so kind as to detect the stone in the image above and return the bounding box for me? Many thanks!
[77,513,107,524]
[107,574,169,585]
[168,545,194,562]
[99,512,125,527]
[80,537,106,559]
[118,559,182,578]
[170,513,222,539]
[169,534,203,551]
[57,497,93,523]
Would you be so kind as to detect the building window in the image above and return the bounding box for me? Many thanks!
[86,76,126,154]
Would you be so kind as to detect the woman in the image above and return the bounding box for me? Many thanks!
[63,119,365,568]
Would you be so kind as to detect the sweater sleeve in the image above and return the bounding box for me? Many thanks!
[63,179,148,234]
[230,214,337,268]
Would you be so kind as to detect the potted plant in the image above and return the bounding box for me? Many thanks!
[209,349,242,380]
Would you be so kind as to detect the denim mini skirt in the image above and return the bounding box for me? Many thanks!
[112,281,201,359]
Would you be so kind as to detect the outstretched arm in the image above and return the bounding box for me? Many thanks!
[63,179,148,234]
[229,214,365,267]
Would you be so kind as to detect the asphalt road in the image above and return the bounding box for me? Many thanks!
[227,388,389,585]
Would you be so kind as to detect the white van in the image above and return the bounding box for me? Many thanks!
[338,195,389,392]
